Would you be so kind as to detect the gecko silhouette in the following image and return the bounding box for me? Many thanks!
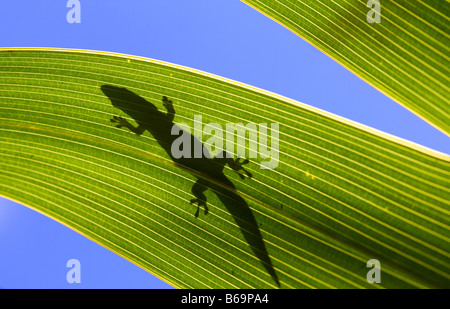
[101,85,279,286]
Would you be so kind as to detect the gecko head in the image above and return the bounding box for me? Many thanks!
[101,85,152,109]
[101,84,123,98]
[101,84,159,122]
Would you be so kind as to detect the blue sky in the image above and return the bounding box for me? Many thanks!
[0,0,448,288]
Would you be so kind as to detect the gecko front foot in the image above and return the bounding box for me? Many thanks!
[110,115,131,128]
[162,96,173,109]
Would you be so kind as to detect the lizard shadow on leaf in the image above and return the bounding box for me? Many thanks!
[101,85,279,286]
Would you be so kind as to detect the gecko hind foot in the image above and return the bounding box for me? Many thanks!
[230,157,253,179]
[190,198,208,217]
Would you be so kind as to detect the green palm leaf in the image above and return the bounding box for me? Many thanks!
[1,48,448,288]
[243,0,450,134]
